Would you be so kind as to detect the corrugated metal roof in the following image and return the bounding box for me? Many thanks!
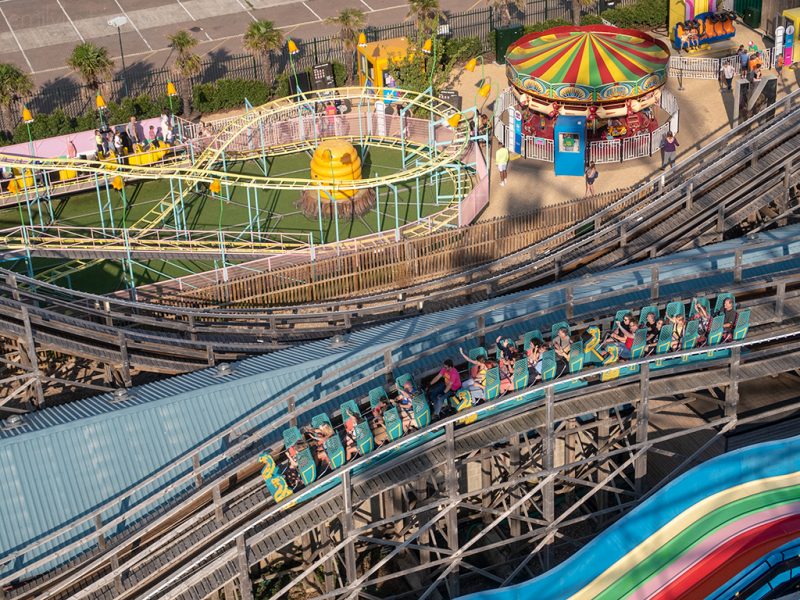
[1,225,799,576]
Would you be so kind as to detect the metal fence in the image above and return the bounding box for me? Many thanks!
[495,88,680,165]
[667,47,776,81]
[9,0,637,131]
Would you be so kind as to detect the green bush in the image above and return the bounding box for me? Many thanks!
[192,78,272,113]
[9,93,181,143]
[580,14,604,25]
[523,19,572,34]
[600,0,667,29]
[444,36,483,64]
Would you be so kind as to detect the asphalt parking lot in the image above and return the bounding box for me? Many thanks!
[0,0,479,85]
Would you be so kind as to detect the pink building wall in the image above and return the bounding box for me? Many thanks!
[0,117,165,158]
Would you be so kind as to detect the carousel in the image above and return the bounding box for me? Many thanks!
[504,25,671,142]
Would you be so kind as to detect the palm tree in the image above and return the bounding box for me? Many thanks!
[0,63,32,133]
[486,0,525,28]
[324,8,366,84]
[571,0,596,24]
[66,42,114,95]
[406,0,445,35]
[168,30,203,116]
[243,20,283,83]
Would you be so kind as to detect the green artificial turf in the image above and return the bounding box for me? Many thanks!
[1,146,470,294]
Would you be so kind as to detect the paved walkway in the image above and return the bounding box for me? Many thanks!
[448,35,800,220]
[1,0,475,84]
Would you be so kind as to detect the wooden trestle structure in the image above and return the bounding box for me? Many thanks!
[0,88,798,412]
[3,278,800,600]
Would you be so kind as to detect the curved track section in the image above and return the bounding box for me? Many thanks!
[457,434,800,600]
[1,89,799,409]
[4,237,800,599]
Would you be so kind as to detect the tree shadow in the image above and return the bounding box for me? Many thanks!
[201,48,233,84]
[30,76,87,117]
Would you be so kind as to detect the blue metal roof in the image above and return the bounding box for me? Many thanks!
[2,224,799,576]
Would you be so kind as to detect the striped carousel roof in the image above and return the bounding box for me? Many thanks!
[505,25,670,104]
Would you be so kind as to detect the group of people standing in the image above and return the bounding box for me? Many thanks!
[93,113,177,162]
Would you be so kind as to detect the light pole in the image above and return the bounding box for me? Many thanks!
[96,93,107,132]
[287,39,301,96]
[22,106,34,156]
[108,15,130,98]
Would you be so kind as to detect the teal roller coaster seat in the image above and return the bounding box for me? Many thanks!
[340,400,375,456]
[513,357,529,390]
[370,393,404,441]
[412,393,431,428]
[638,305,659,325]
[523,329,543,350]
[733,308,750,341]
[311,413,345,469]
[484,366,501,401]
[665,301,686,320]
[469,346,488,361]
[283,427,317,486]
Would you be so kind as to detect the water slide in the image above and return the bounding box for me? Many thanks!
[458,434,800,600]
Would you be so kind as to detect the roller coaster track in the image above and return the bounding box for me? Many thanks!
[0,89,797,404]
[0,88,470,281]
[5,269,800,600]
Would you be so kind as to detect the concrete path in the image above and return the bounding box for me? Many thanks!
[445,34,800,220]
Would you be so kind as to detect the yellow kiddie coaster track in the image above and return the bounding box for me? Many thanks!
[0,87,477,288]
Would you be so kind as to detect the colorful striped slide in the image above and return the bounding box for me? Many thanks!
[458,434,800,600]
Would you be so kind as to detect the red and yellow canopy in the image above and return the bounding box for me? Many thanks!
[506,25,670,104]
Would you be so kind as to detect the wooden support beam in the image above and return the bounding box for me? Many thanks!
[635,364,650,493]
[237,535,254,600]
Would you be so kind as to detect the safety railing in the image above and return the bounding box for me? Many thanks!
[6,257,798,589]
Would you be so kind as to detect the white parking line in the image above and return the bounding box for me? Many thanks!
[360,0,374,11]
[234,0,258,21]
[55,0,85,42]
[303,2,321,21]
[0,5,32,72]
[112,0,153,50]
[176,0,196,20]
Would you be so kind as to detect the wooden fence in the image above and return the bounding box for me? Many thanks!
[137,188,630,308]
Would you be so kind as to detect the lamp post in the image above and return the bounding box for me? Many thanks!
[96,93,107,132]
[108,16,130,98]
[464,56,493,108]
[422,37,436,88]
[166,81,183,141]
[287,38,301,96]
[22,106,34,157]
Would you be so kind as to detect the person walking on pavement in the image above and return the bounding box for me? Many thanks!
[661,131,679,170]
[737,46,749,78]
[584,162,599,196]
[722,62,736,92]
[495,142,509,187]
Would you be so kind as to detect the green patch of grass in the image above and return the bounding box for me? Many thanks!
[3,146,470,294]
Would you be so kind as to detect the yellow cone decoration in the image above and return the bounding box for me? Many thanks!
[309,140,361,201]
[111,176,124,191]
[209,179,222,194]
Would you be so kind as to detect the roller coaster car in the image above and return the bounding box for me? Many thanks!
[369,387,404,441]
[259,452,294,503]
[341,400,375,456]
[258,293,753,507]
[451,389,477,425]
[673,11,736,50]
[283,427,317,486]
[311,413,346,469]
